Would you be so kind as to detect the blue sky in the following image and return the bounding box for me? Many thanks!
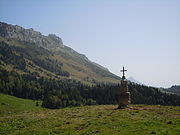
[0,0,180,87]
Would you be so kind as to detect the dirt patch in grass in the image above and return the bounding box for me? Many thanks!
[127,106,161,110]
[98,105,162,111]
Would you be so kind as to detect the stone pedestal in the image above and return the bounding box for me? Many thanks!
[117,80,130,109]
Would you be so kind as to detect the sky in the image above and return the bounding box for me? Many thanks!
[0,0,180,88]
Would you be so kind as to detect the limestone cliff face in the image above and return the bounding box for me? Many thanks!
[0,22,89,62]
[0,22,63,49]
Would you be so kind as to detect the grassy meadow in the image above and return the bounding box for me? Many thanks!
[0,94,179,135]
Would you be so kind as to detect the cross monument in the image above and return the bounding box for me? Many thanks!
[117,66,131,109]
[120,66,127,80]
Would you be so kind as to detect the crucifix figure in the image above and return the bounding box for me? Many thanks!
[120,66,127,80]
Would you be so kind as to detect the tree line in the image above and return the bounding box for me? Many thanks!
[0,68,179,109]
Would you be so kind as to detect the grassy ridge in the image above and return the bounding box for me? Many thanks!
[0,94,180,135]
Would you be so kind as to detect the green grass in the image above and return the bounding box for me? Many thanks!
[0,94,43,116]
[0,94,180,135]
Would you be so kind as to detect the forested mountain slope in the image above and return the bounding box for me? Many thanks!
[0,22,120,84]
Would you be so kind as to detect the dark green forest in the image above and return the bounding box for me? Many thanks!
[0,67,179,109]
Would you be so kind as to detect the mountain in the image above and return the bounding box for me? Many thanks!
[1,22,179,109]
[127,77,143,85]
[0,22,120,84]
[164,85,180,95]
[0,22,63,49]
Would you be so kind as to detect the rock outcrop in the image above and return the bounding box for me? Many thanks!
[0,22,63,49]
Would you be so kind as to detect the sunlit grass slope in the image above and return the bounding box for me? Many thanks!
[0,94,43,116]
[0,94,179,135]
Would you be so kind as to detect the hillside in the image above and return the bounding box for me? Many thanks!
[0,22,120,84]
[0,94,43,116]
[0,94,179,135]
[167,85,180,95]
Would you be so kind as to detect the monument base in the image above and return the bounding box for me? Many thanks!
[117,79,131,109]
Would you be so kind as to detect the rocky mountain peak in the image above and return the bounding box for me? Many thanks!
[0,22,63,49]
[48,34,63,45]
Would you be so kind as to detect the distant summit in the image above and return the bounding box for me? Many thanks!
[127,77,143,85]
[166,85,180,95]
